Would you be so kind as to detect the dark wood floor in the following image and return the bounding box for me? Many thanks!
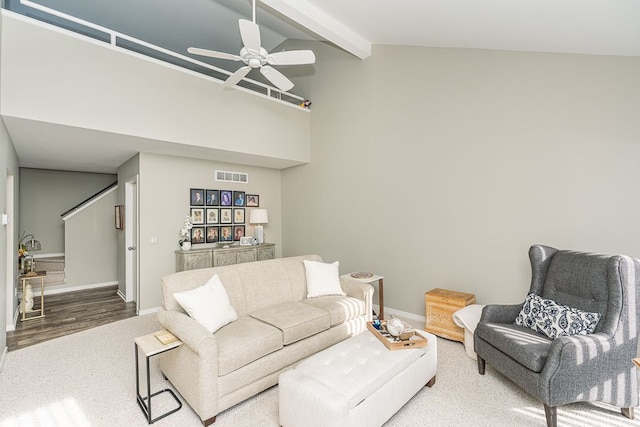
[6,285,137,351]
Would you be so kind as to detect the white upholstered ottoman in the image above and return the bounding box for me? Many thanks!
[279,329,437,427]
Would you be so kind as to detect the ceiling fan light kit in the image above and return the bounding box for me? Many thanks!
[187,1,315,92]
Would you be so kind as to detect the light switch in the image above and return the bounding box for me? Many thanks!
[150,237,159,244]
[1,213,7,225]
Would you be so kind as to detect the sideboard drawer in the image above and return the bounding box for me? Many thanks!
[257,245,275,261]
[176,243,276,271]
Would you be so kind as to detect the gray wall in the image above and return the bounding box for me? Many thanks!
[64,189,118,287]
[0,123,19,352]
[19,169,116,254]
[1,5,21,353]
[134,153,282,311]
[282,43,640,317]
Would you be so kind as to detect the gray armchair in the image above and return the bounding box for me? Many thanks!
[474,245,640,427]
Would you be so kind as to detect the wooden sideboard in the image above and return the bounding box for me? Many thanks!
[175,243,275,272]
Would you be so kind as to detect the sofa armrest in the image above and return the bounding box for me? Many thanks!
[479,303,522,324]
[157,307,217,356]
[340,277,374,321]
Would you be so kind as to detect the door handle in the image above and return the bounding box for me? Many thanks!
[128,246,137,251]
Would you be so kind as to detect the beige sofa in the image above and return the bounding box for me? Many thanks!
[157,254,374,426]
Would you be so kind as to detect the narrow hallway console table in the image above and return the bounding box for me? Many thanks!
[175,243,275,272]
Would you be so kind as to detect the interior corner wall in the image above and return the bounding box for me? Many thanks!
[282,44,640,316]
[136,153,282,312]
[19,169,116,254]
[0,7,20,350]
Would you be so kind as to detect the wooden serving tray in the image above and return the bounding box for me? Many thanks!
[367,322,428,351]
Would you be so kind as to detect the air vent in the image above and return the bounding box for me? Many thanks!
[215,170,248,184]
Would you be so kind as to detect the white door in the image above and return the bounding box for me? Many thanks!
[125,176,139,310]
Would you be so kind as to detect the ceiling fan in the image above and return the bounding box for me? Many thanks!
[187,0,315,92]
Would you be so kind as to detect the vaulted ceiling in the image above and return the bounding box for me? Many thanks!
[4,0,640,172]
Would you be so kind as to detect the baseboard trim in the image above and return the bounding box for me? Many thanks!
[116,289,126,301]
[374,304,426,326]
[5,306,20,332]
[32,281,119,297]
[0,346,7,371]
[32,252,65,259]
[138,306,160,316]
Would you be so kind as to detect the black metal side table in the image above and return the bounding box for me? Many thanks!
[135,331,183,424]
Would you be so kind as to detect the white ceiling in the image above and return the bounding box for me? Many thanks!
[5,0,640,173]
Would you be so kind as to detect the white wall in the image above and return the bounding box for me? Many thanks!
[19,169,116,254]
[282,43,640,317]
[0,11,310,168]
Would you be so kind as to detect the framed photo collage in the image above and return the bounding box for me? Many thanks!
[189,188,260,245]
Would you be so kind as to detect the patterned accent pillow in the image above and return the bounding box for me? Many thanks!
[515,292,601,340]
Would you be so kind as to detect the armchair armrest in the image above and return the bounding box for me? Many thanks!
[157,307,217,357]
[479,303,522,324]
[539,332,631,406]
[340,277,374,322]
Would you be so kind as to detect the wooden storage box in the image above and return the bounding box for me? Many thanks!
[424,288,476,342]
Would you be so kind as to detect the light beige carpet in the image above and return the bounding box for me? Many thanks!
[0,314,638,427]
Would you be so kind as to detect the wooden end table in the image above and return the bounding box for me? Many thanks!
[135,331,183,424]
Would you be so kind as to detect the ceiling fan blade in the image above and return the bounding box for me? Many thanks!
[187,47,241,61]
[268,50,316,66]
[223,66,252,88]
[239,19,261,54]
[260,65,294,92]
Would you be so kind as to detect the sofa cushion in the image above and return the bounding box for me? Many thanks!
[251,301,330,345]
[216,316,284,376]
[515,292,601,340]
[475,322,552,372]
[304,260,346,298]
[173,274,238,334]
[302,296,365,326]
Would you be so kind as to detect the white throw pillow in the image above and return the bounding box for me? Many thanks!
[304,260,345,298]
[173,274,238,333]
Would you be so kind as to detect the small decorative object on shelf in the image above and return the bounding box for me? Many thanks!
[300,99,312,109]
[217,241,236,249]
[351,272,373,279]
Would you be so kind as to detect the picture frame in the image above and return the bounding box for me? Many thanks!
[114,205,124,230]
[191,227,205,244]
[220,208,232,224]
[206,189,219,206]
[233,225,246,241]
[239,236,253,246]
[220,226,233,241]
[206,226,219,243]
[233,208,245,224]
[220,190,232,206]
[206,208,219,224]
[233,191,246,207]
[190,188,205,206]
[190,208,205,225]
[246,194,259,207]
